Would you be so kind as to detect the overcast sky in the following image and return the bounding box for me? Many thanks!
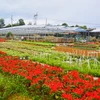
[0,0,100,28]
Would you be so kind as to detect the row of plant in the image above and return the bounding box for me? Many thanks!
[0,38,6,42]
[55,46,100,57]
[22,41,56,47]
[73,42,99,50]
[0,50,100,100]
[0,41,100,76]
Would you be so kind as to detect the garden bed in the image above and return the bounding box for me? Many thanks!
[0,51,100,99]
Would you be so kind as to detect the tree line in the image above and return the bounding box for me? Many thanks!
[0,18,87,29]
[0,18,25,28]
[62,23,87,29]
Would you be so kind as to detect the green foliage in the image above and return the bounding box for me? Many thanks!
[0,73,29,99]
[0,18,5,28]
[12,23,19,26]
[6,32,13,38]
[80,25,87,29]
[62,23,68,27]
[75,25,79,27]
[0,41,100,77]
[5,24,12,28]
[18,19,25,25]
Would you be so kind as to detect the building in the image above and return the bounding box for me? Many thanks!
[0,25,87,42]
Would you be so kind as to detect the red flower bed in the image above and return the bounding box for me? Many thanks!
[0,51,100,99]
[0,50,6,55]
[0,38,6,42]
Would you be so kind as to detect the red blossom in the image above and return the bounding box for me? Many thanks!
[0,50,100,99]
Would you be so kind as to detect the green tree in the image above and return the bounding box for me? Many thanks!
[6,32,13,38]
[0,18,5,28]
[18,19,25,25]
[75,25,79,27]
[70,25,74,27]
[6,24,12,28]
[62,23,68,27]
[80,25,87,29]
[13,23,19,26]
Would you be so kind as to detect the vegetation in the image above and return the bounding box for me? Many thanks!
[0,18,5,28]
[18,19,25,25]
[0,40,100,99]
[0,41,100,76]
[62,23,68,27]
[6,32,13,38]
[0,51,100,100]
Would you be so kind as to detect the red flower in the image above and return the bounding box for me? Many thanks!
[62,93,73,100]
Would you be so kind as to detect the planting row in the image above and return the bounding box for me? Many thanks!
[0,41,100,76]
[0,50,100,99]
[0,38,6,42]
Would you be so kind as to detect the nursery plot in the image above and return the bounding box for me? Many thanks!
[55,46,100,57]
[0,41,100,76]
[0,51,100,99]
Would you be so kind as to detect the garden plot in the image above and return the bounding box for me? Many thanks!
[0,41,100,76]
[0,51,100,99]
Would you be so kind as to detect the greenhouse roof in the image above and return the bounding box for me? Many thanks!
[0,25,87,35]
[63,27,87,32]
[91,28,100,32]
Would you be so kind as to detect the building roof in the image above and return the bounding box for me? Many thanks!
[0,25,87,35]
[91,28,100,32]
[64,27,87,32]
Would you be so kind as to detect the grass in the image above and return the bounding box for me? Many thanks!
[21,41,56,47]
[0,69,30,100]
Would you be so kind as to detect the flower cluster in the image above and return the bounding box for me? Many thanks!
[0,50,6,55]
[0,51,100,99]
[0,38,6,42]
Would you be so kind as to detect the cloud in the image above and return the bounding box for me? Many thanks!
[0,0,100,27]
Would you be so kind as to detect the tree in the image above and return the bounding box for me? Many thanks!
[80,25,87,29]
[18,19,25,25]
[75,25,79,27]
[70,25,74,27]
[13,23,19,26]
[0,18,5,28]
[6,32,13,38]
[6,24,12,28]
[62,23,68,27]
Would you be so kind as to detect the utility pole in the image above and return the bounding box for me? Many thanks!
[11,15,13,26]
[45,18,47,26]
[34,12,38,25]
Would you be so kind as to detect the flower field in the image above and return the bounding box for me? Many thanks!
[0,40,100,99]
[0,50,100,100]
[0,40,100,76]
[55,46,100,57]
[0,38,6,42]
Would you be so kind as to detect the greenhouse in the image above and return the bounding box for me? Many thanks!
[0,25,88,42]
[0,25,87,35]
[0,25,66,36]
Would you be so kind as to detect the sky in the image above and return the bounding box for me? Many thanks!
[0,0,100,28]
